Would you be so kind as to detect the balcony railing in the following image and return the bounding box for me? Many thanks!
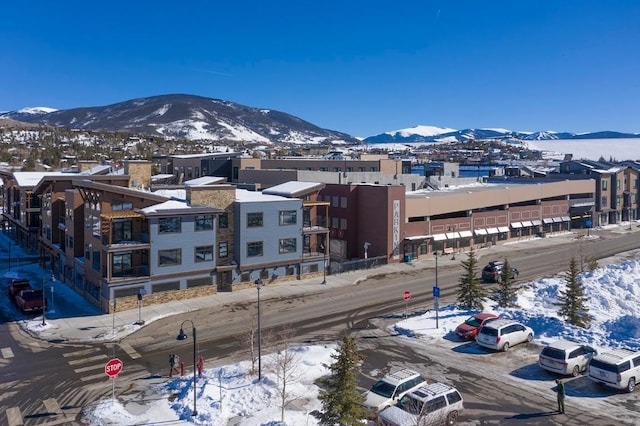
[109,265,150,280]
[102,232,150,246]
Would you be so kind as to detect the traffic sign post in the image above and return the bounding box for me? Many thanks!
[403,291,411,318]
[105,357,123,401]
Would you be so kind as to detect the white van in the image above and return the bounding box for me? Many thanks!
[587,348,640,392]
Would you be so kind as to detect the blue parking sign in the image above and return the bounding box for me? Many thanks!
[433,286,440,298]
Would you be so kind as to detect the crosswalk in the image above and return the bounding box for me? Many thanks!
[2,343,146,425]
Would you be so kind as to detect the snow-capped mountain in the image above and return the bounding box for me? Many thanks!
[0,95,357,145]
[363,126,640,143]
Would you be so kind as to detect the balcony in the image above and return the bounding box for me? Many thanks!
[302,217,329,234]
[102,232,150,249]
[109,265,150,281]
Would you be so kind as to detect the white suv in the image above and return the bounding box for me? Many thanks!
[476,319,534,352]
[539,339,597,376]
[378,382,464,426]
[587,348,640,392]
[362,368,426,413]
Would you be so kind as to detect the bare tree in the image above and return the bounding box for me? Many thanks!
[268,326,303,425]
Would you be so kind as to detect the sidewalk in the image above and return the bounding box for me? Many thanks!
[3,224,635,344]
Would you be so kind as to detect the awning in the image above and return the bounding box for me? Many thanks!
[531,220,542,226]
[561,216,571,222]
[101,211,144,220]
[486,227,499,234]
[543,218,554,224]
[498,226,510,233]
[459,230,473,238]
[432,233,447,241]
[446,232,461,239]
[552,217,563,223]
[511,222,522,228]
[521,220,533,227]
[474,229,488,235]
[405,235,429,241]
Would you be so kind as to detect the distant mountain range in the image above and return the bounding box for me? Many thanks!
[1,95,638,144]
[0,94,358,145]
[362,125,640,143]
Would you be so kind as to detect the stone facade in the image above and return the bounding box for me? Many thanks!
[124,160,152,189]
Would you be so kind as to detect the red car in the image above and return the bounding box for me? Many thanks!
[455,313,499,340]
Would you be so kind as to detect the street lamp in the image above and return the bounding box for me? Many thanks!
[177,320,198,417]
[321,240,327,285]
[434,251,440,329]
[255,279,263,380]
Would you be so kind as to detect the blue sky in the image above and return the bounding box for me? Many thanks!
[1,1,639,137]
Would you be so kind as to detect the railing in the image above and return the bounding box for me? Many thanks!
[102,232,150,246]
[109,265,150,280]
[329,255,387,275]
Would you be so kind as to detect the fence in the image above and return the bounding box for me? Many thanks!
[329,255,387,275]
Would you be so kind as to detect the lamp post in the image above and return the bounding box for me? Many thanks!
[434,251,439,329]
[41,272,46,326]
[255,279,263,380]
[177,320,198,417]
[321,240,327,285]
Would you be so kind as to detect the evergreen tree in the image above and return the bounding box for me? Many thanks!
[492,258,519,308]
[457,248,486,310]
[312,335,367,425]
[557,258,592,328]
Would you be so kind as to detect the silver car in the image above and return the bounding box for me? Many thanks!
[476,319,534,352]
[539,339,597,376]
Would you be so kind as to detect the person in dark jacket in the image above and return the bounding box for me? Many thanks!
[556,379,565,414]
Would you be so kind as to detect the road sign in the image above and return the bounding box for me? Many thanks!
[105,358,123,378]
[433,286,440,298]
[403,290,411,301]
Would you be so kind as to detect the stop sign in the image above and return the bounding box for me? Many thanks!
[403,290,411,301]
[105,358,123,378]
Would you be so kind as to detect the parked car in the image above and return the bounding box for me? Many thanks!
[481,261,519,283]
[587,348,640,392]
[362,368,427,414]
[455,313,499,340]
[476,319,534,352]
[14,289,46,313]
[377,382,464,426]
[538,339,597,376]
[7,278,31,298]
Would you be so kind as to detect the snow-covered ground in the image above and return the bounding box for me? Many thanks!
[15,257,640,424]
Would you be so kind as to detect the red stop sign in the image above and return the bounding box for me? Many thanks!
[105,358,123,378]
[403,290,411,301]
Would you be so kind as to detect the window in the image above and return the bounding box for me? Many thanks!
[113,219,132,242]
[67,236,74,249]
[195,245,214,262]
[446,391,462,404]
[159,249,182,266]
[112,253,132,277]
[219,213,228,228]
[247,241,263,257]
[424,396,447,414]
[602,179,608,190]
[218,241,228,258]
[92,251,101,271]
[111,199,133,211]
[279,238,297,253]
[247,212,263,227]
[279,210,297,226]
[340,197,347,208]
[601,196,608,206]
[159,217,181,233]
[195,215,214,231]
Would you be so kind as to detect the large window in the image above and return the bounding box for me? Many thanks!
[247,212,263,227]
[159,249,182,266]
[113,219,132,242]
[159,217,181,233]
[92,251,101,271]
[279,238,297,254]
[219,213,228,228]
[195,215,214,231]
[247,241,263,257]
[112,199,133,211]
[112,253,132,277]
[195,245,214,262]
[279,210,297,226]
[218,241,228,258]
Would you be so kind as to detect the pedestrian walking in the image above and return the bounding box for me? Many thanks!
[169,354,180,377]
[556,379,565,414]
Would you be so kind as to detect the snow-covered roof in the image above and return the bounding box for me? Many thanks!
[151,174,174,181]
[262,181,324,197]
[235,189,291,202]
[140,200,189,213]
[80,164,112,176]
[13,172,72,187]
[152,189,186,200]
[184,176,226,186]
